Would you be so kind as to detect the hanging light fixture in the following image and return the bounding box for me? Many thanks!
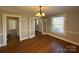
[35,6,45,17]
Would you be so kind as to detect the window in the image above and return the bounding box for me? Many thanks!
[8,20,16,30]
[52,16,64,34]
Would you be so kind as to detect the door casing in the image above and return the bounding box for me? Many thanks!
[2,14,21,46]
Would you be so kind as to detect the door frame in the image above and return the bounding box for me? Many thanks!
[29,17,35,38]
[42,19,47,34]
[2,14,21,46]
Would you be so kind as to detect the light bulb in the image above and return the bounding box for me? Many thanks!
[42,12,45,16]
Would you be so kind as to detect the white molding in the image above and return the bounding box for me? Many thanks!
[42,19,47,35]
[20,35,35,41]
[0,44,4,47]
[0,43,7,47]
[20,37,29,41]
[67,31,79,35]
[2,14,7,47]
[42,20,43,34]
[0,33,4,47]
[51,15,66,35]
[2,14,21,47]
[48,33,79,46]
[42,32,47,35]
[29,17,35,39]
[30,35,35,38]
[30,18,31,39]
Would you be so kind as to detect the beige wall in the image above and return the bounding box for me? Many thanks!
[47,9,79,45]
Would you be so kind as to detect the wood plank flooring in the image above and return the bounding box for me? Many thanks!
[0,32,79,53]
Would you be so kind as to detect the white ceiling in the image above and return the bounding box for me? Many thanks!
[0,6,79,16]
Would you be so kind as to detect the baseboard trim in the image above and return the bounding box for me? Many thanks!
[30,35,35,38]
[48,33,79,46]
[0,43,7,47]
[20,37,30,41]
[20,35,35,41]
[42,32,47,35]
[0,44,3,47]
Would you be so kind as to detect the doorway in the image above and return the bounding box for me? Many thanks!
[35,18,47,35]
[2,14,21,46]
[42,19,47,34]
[7,17,19,46]
[35,19,43,37]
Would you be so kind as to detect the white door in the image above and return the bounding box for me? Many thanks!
[42,19,47,34]
[30,18,35,38]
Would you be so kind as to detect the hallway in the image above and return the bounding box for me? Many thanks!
[7,34,19,46]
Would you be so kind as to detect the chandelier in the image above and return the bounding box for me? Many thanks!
[35,6,45,17]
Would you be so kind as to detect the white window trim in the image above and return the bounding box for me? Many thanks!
[51,15,66,35]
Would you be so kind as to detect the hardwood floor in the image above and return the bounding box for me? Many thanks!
[0,31,79,53]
